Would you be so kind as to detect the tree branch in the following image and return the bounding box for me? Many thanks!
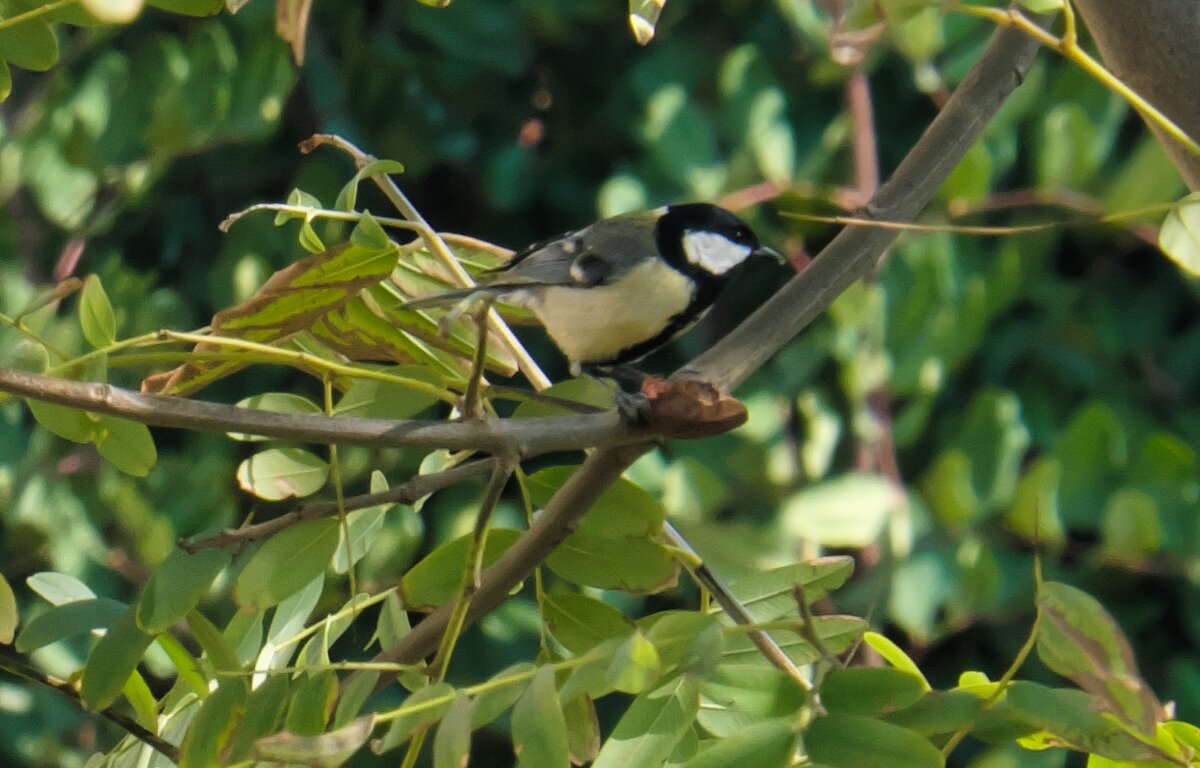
[0,367,644,457]
[180,459,496,552]
[365,11,1044,680]
[679,15,1044,392]
[1071,0,1200,189]
[0,652,181,764]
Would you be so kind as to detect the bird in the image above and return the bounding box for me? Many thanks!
[403,202,782,378]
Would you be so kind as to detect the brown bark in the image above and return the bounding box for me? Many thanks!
[1073,0,1200,189]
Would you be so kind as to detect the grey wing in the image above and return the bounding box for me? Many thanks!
[485,214,655,288]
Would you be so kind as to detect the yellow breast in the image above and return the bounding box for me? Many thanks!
[528,259,694,366]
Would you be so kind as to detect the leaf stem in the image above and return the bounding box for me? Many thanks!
[952,3,1200,156]
[0,0,77,32]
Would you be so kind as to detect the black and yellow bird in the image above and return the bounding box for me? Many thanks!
[405,203,782,376]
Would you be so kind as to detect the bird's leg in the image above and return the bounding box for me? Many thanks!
[460,296,496,420]
[580,363,650,423]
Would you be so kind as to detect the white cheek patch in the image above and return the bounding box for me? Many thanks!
[682,230,752,275]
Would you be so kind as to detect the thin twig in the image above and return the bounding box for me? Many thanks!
[661,525,810,690]
[181,460,495,552]
[0,653,181,764]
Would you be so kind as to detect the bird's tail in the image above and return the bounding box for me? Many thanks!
[397,286,493,311]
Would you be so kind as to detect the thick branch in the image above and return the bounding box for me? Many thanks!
[0,367,643,457]
[1072,0,1200,189]
[372,442,652,672]
[679,17,1045,391]
[366,13,1044,678]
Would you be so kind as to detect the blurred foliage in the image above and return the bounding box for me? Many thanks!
[1,1,1199,767]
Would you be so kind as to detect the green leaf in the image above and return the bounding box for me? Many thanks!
[254,715,375,768]
[137,548,230,634]
[527,468,666,536]
[512,665,570,768]
[0,19,59,71]
[0,58,11,102]
[804,713,943,768]
[156,633,209,699]
[1004,681,1154,760]
[237,447,329,501]
[591,676,700,768]
[529,468,677,593]
[333,470,392,573]
[370,590,410,650]
[95,416,157,477]
[224,675,293,762]
[543,592,634,655]
[680,718,796,768]
[1100,489,1162,563]
[1005,456,1065,545]
[230,392,322,441]
[400,528,522,610]
[863,632,932,691]
[882,690,984,737]
[121,671,157,731]
[146,0,224,15]
[179,679,249,768]
[716,557,855,623]
[372,683,456,754]
[546,532,678,593]
[79,275,117,348]
[697,664,806,737]
[188,608,243,673]
[1158,192,1200,277]
[0,573,16,644]
[27,572,95,605]
[1037,581,1164,734]
[721,615,867,667]
[471,663,534,728]
[606,630,661,695]
[235,519,339,610]
[433,693,474,768]
[782,473,903,547]
[641,612,722,675]
[284,670,338,736]
[15,598,126,652]
[563,694,601,765]
[820,668,927,716]
[80,606,154,710]
[1019,0,1063,10]
[511,377,616,417]
[27,399,96,444]
[332,367,445,419]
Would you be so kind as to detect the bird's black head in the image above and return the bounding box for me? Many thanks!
[654,203,779,278]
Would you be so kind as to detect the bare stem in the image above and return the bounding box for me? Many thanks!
[0,652,181,764]
[180,459,495,552]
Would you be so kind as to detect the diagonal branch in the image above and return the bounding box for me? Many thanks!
[0,366,644,457]
[366,10,1045,680]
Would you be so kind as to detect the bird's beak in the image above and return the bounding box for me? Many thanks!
[755,244,787,264]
